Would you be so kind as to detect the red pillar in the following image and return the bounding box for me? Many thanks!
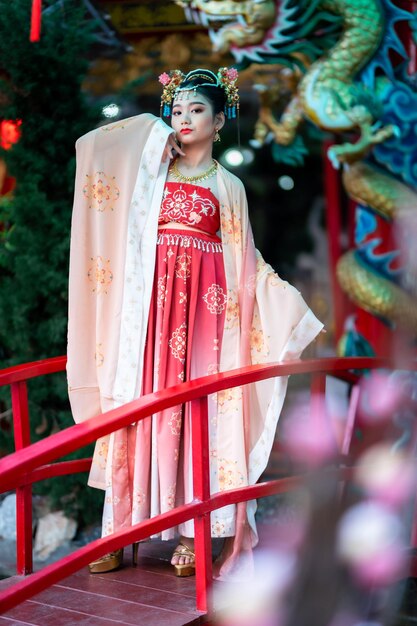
[323,140,352,343]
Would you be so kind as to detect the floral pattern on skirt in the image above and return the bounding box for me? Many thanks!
[103,228,226,539]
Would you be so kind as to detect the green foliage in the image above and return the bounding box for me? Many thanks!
[0,0,102,525]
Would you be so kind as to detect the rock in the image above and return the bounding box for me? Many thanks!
[34,511,77,561]
[0,493,17,540]
[32,495,52,520]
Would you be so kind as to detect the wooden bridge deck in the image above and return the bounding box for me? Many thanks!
[2,527,417,625]
[0,542,204,626]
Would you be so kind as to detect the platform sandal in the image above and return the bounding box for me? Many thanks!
[172,542,196,577]
[88,543,139,574]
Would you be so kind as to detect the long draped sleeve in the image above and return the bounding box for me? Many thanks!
[67,114,173,424]
[215,165,323,539]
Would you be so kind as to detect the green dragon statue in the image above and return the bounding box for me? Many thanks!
[177,0,417,352]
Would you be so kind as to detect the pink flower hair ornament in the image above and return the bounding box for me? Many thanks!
[159,67,239,119]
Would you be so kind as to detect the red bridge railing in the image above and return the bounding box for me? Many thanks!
[0,355,403,615]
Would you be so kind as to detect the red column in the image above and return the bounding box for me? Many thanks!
[323,140,352,343]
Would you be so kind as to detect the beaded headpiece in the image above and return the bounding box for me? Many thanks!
[159,67,239,119]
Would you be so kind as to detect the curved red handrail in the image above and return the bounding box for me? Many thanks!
[0,355,66,386]
[0,354,410,615]
[0,356,394,488]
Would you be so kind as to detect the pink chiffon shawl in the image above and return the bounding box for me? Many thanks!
[67,113,323,555]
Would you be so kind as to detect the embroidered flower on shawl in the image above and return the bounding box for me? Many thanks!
[83,171,120,212]
[87,256,113,294]
[94,438,108,470]
[246,274,256,297]
[157,275,167,308]
[256,252,275,278]
[101,119,132,132]
[95,343,104,367]
[251,328,265,353]
[175,252,192,279]
[203,284,227,314]
[169,323,187,363]
[217,387,242,417]
[132,487,146,508]
[218,458,244,491]
[267,272,281,287]
[113,443,127,466]
[97,439,108,458]
[164,485,176,510]
[225,289,240,328]
[217,387,242,406]
[168,409,182,436]
[212,520,226,537]
[250,314,270,362]
[221,214,241,245]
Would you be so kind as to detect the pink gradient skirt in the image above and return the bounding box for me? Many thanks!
[109,228,226,538]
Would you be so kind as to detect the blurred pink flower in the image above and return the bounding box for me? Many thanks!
[354,545,406,588]
[355,444,415,508]
[337,502,407,587]
[358,372,406,424]
[282,396,337,466]
[158,72,171,86]
[214,549,292,626]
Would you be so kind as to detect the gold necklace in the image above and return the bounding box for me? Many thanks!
[169,159,218,184]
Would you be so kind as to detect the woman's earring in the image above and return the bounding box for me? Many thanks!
[214,129,221,143]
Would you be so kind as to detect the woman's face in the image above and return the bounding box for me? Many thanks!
[171,91,224,147]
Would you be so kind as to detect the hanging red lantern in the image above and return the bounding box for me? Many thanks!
[0,120,22,150]
[30,0,42,42]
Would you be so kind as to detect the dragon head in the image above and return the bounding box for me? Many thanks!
[175,0,340,69]
[175,0,285,60]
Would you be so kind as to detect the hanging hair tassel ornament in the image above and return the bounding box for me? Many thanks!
[217,67,239,119]
[30,0,42,42]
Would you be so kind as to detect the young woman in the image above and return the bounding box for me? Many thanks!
[67,68,323,579]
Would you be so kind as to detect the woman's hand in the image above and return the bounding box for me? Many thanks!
[162,134,186,162]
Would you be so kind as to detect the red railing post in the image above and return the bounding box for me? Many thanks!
[11,381,33,575]
[191,395,212,613]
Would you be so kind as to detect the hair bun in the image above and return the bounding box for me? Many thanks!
[184,69,217,85]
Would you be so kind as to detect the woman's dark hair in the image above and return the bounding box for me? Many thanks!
[178,69,226,116]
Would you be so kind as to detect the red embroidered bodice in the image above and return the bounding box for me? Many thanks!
[159,182,220,235]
